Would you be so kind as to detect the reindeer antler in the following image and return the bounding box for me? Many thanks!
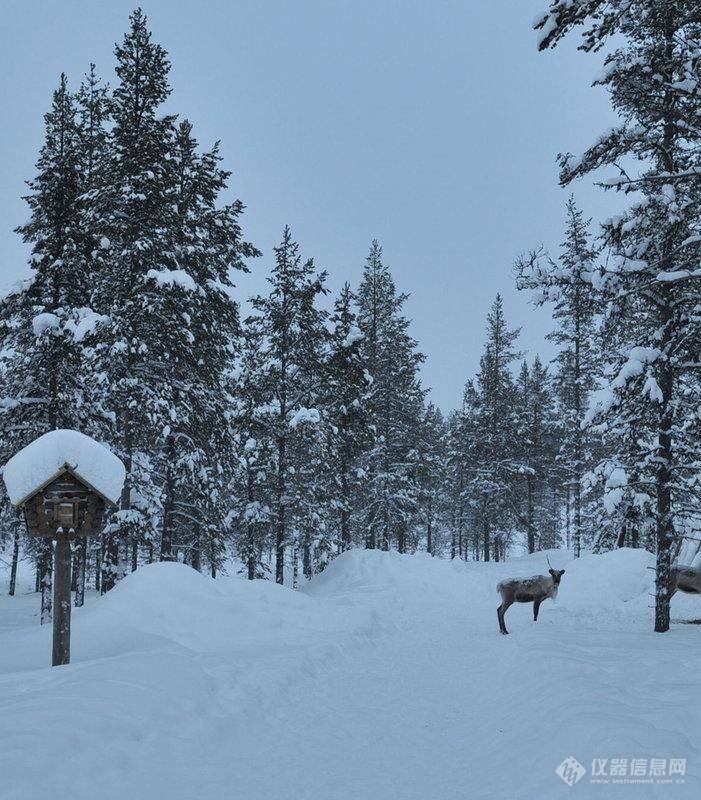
[546,554,553,570]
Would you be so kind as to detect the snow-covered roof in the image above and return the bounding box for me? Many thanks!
[2,429,126,507]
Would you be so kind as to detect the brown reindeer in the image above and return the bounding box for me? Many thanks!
[670,565,701,601]
[497,556,565,634]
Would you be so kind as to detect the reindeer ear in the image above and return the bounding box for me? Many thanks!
[560,569,566,575]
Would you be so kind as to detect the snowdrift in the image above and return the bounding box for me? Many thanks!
[1,548,699,800]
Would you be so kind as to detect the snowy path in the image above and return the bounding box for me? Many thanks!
[1,549,700,799]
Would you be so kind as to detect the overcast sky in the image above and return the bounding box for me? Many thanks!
[0,1,620,411]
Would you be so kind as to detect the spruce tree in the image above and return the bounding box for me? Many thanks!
[249,227,328,584]
[325,284,371,552]
[536,1,701,631]
[463,296,521,561]
[356,241,426,553]
[231,319,272,579]
[0,74,92,621]
[516,198,599,556]
[513,357,561,553]
[94,8,178,589]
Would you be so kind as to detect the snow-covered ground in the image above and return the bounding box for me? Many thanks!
[0,547,699,799]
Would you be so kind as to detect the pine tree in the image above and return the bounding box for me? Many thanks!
[513,357,561,553]
[445,403,472,559]
[0,74,96,622]
[249,227,328,584]
[156,120,258,569]
[324,284,371,552]
[94,8,179,589]
[231,319,272,579]
[416,403,447,555]
[536,1,701,631]
[516,198,599,556]
[463,296,521,561]
[356,241,426,553]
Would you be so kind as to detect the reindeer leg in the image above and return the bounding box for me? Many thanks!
[497,601,511,634]
[533,599,541,622]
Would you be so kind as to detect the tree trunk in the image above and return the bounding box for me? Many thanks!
[191,526,201,573]
[655,352,674,633]
[246,461,257,579]
[105,423,132,592]
[398,525,406,554]
[40,540,53,625]
[427,503,433,556]
[160,436,176,562]
[94,545,101,592]
[573,472,582,559]
[482,494,490,562]
[8,528,19,596]
[275,433,286,585]
[302,533,312,581]
[74,539,87,608]
[340,444,351,551]
[526,475,535,554]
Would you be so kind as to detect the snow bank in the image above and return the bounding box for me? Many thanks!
[2,429,126,505]
[558,547,654,625]
[1,548,699,800]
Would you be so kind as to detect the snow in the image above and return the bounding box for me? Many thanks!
[0,547,699,799]
[146,268,198,292]
[604,467,628,513]
[2,429,126,505]
[31,312,59,336]
[64,307,110,342]
[288,407,321,427]
[342,325,363,348]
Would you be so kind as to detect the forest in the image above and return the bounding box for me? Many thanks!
[2,4,701,641]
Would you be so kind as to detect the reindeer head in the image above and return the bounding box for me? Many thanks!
[548,568,566,584]
[546,555,565,585]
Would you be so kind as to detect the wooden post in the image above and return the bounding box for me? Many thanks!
[52,534,72,666]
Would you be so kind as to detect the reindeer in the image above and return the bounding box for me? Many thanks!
[670,564,701,601]
[497,556,565,635]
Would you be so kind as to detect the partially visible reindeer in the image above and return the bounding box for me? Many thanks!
[670,564,701,601]
[497,556,565,635]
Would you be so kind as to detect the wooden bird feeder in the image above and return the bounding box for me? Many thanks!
[3,430,125,667]
[20,464,112,539]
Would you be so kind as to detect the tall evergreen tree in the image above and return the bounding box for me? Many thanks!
[516,198,599,557]
[356,241,426,553]
[513,357,561,553]
[463,295,521,561]
[156,120,257,569]
[249,226,328,584]
[0,74,95,621]
[415,403,447,556]
[94,8,179,589]
[537,1,701,631]
[324,284,371,552]
[231,319,272,580]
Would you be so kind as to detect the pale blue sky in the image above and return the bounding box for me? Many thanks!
[0,1,618,410]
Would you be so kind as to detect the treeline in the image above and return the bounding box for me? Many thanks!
[3,6,701,638]
[0,11,573,603]
[0,11,435,604]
